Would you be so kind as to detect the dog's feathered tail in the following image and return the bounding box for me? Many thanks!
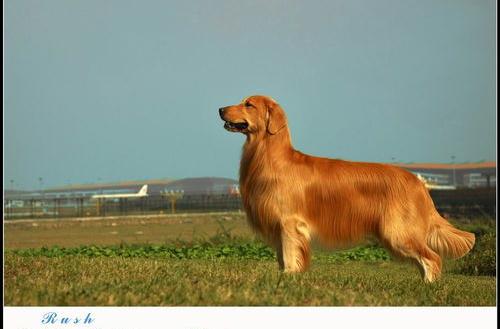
[427,215,475,259]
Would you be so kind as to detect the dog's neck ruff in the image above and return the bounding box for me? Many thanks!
[242,129,294,175]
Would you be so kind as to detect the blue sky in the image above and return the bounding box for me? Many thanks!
[4,0,496,189]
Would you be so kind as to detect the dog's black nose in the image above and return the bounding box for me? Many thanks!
[219,107,225,117]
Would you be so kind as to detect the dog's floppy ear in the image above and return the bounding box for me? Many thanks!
[266,100,287,135]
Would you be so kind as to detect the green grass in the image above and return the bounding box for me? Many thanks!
[4,254,495,306]
[3,213,497,306]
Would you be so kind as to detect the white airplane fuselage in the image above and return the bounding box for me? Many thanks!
[91,185,148,199]
[91,194,146,199]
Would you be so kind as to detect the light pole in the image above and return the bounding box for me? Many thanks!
[38,177,43,192]
[451,155,456,186]
[162,190,184,214]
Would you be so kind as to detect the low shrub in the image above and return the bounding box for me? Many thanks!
[7,241,391,262]
[451,232,496,276]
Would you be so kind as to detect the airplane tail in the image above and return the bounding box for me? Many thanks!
[138,185,148,196]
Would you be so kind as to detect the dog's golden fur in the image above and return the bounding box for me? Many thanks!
[219,95,475,282]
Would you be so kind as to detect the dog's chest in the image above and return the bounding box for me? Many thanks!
[240,175,286,216]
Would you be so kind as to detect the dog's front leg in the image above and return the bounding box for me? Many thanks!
[280,217,311,273]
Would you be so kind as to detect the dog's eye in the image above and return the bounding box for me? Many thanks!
[245,102,254,108]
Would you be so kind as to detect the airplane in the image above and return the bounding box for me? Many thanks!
[91,185,148,199]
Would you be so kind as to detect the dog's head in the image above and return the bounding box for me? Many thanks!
[219,95,287,136]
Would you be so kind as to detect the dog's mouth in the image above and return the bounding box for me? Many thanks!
[223,120,249,132]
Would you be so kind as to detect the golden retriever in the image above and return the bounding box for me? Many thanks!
[219,95,475,282]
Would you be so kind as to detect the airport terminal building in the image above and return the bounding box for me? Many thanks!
[394,161,496,188]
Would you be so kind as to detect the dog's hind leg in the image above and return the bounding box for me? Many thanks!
[382,233,442,283]
[279,217,311,273]
[407,245,442,283]
[416,247,442,283]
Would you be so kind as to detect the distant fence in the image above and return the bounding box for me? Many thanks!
[429,188,496,219]
[3,188,496,220]
[3,194,242,220]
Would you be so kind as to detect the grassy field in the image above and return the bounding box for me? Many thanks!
[4,212,252,248]
[3,212,497,306]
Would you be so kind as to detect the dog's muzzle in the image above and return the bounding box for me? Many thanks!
[219,107,249,132]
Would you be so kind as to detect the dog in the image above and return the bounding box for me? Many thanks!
[219,95,475,282]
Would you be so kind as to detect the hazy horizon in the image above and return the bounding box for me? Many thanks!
[5,0,496,190]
